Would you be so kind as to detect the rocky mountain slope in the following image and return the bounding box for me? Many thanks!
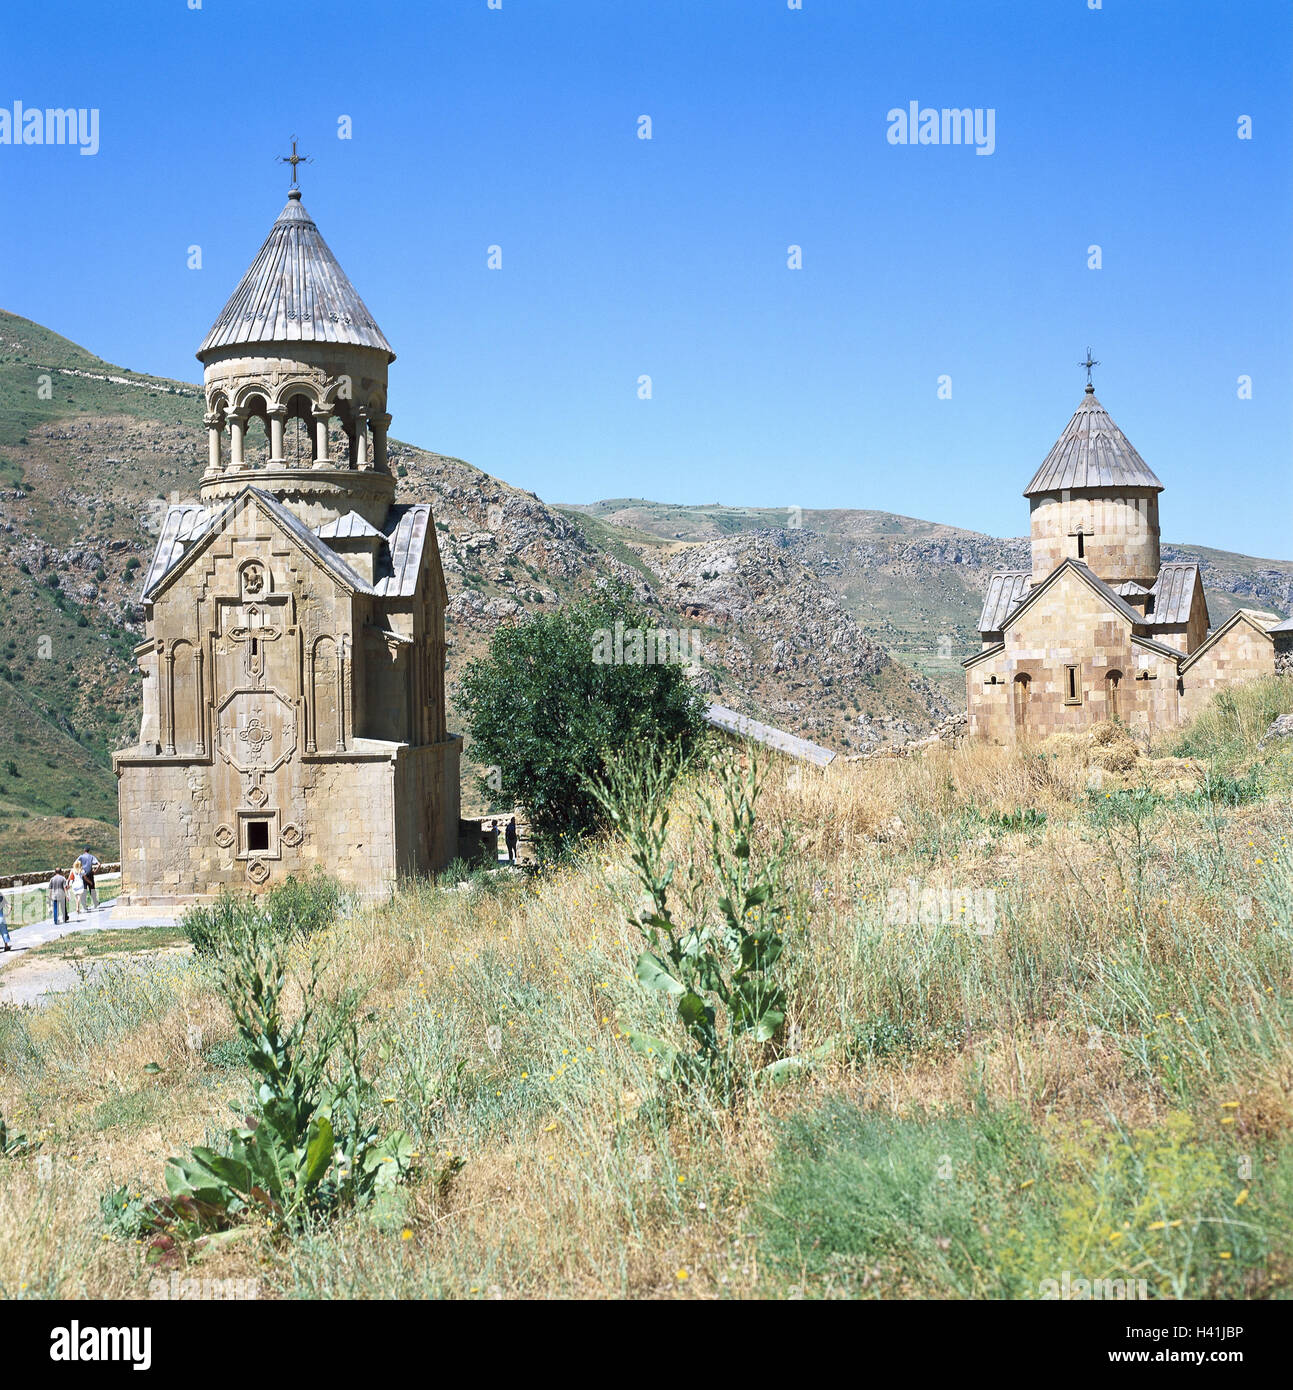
[572,500,1293,699]
[0,312,943,868]
[0,311,1286,870]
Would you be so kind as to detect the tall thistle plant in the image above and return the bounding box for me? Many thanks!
[164,923,414,1232]
[590,744,791,1103]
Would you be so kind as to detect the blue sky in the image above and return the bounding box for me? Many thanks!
[1,0,1289,557]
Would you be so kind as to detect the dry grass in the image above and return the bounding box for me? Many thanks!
[1,713,1291,1299]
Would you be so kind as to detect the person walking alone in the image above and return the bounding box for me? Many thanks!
[48,868,68,926]
[505,817,518,865]
[76,848,101,909]
[0,892,11,951]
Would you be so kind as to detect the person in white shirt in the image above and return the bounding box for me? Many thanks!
[69,864,87,915]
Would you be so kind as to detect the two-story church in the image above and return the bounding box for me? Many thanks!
[965,377,1291,742]
[115,176,461,899]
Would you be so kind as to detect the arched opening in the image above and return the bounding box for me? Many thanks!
[1013,672,1031,737]
[283,392,317,467]
[236,392,271,469]
[311,635,341,752]
[170,639,199,755]
[1105,669,1122,721]
[241,417,270,468]
[283,416,312,467]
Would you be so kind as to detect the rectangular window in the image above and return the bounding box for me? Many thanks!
[1076,532,1085,559]
[246,820,270,852]
[1064,664,1082,705]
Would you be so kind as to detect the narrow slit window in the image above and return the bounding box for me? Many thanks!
[1064,664,1082,705]
[1076,532,1085,559]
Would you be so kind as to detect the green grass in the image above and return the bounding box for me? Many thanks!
[92,1086,166,1133]
[758,1099,1288,1299]
[26,926,186,961]
[1171,675,1293,770]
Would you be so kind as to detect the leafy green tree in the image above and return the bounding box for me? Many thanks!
[458,588,707,847]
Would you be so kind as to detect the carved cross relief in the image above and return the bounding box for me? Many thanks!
[226,603,282,684]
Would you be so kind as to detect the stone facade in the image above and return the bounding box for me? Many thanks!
[115,185,460,900]
[966,384,1283,742]
[1179,614,1282,723]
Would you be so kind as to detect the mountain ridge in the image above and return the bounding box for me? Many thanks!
[0,309,1286,870]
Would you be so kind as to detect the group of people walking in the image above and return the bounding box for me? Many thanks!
[485,817,520,864]
[0,848,103,954]
[47,849,103,925]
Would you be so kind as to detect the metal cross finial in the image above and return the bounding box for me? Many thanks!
[1079,347,1100,388]
[277,136,312,187]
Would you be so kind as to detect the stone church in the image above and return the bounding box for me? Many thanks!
[965,379,1292,742]
[115,181,460,899]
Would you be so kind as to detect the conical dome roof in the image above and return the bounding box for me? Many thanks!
[1024,387,1163,496]
[197,189,393,360]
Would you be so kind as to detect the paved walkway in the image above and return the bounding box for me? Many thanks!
[0,901,184,1008]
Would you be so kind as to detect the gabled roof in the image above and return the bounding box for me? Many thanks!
[142,487,377,601]
[1146,562,1201,626]
[316,510,384,540]
[1025,387,1164,496]
[1131,632,1186,662]
[141,503,214,597]
[962,640,1005,670]
[374,504,433,598]
[979,570,1032,634]
[704,703,837,767]
[1112,580,1152,598]
[1001,558,1146,634]
[197,189,394,360]
[1179,608,1276,673]
[250,490,377,595]
[1267,617,1293,634]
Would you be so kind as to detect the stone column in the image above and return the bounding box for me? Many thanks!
[204,412,223,476]
[338,635,350,752]
[229,414,246,468]
[193,648,206,756]
[353,409,370,470]
[373,412,392,473]
[305,647,317,754]
[267,405,288,465]
[162,647,177,756]
[312,406,331,468]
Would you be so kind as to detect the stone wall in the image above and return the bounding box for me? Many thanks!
[117,753,411,900]
[967,567,1181,742]
[1275,633,1293,675]
[1029,489,1159,585]
[1180,621,1277,723]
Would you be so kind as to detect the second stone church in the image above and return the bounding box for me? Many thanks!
[965,382,1291,742]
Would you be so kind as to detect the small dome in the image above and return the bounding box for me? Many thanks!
[198,191,393,360]
[1024,389,1164,496]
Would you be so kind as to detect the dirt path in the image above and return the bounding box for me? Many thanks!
[0,903,183,1008]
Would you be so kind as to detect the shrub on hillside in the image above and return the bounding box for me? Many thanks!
[458,585,707,849]
[1173,674,1293,767]
[180,873,344,956]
